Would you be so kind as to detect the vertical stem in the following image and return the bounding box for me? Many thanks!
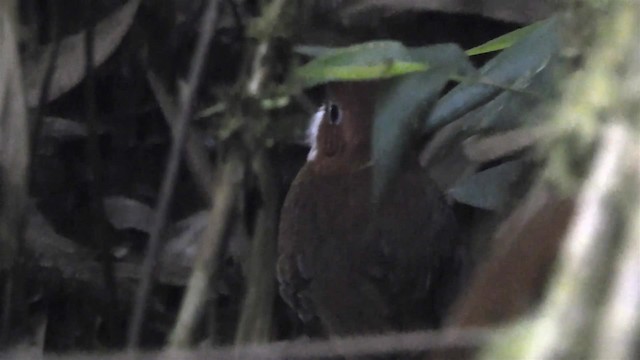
[83,2,120,344]
[0,0,29,345]
[232,0,292,346]
[127,0,220,349]
[234,151,279,344]
[168,150,243,348]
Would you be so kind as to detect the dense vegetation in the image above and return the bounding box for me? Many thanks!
[0,0,638,359]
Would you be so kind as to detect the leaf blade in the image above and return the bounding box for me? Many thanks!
[466,20,546,56]
[426,16,560,130]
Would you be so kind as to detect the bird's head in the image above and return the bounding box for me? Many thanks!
[307,81,380,174]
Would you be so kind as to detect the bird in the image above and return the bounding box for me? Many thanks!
[276,80,466,341]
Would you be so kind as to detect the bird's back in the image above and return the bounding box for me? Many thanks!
[277,163,465,336]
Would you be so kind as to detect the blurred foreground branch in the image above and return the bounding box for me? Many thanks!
[234,0,293,345]
[168,149,243,348]
[3,327,497,360]
[480,1,640,358]
[0,0,30,344]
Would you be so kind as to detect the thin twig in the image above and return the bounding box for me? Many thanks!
[146,71,215,199]
[83,3,119,344]
[126,0,220,349]
[167,150,243,348]
[234,151,279,344]
[28,0,60,166]
[9,327,498,360]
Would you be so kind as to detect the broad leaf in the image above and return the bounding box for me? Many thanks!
[466,20,546,56]
[103,196,154,233]
[469,65,556,132]
[448,160,524,210]
[294,44,335,57]
[23,0,141,106]
[426,16,559,130]
[372,44,473,199]
[296,41,426,87]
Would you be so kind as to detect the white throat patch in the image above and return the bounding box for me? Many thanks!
[306,106,325,161]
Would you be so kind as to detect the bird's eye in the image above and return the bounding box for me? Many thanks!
[326,103,341,125]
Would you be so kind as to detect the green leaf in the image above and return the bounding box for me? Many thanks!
[468,64,557,132]
[302,61,429,86]
[294,45,335,57]
[372,44,473,200]
[426,16,560,131]
[408,44,477,75]
[261,95,290,110]
[448,160,524,210]
[465,20,546,56]
[295,41,423,87]
[372,71,449,200]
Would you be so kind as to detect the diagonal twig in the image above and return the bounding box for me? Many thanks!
[126,0,221,349]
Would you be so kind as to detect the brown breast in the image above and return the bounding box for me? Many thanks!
[277,81,466,336]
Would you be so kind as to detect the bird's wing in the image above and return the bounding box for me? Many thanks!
[276,166,321,324]
[277,166,392,335]
[369,170,468,329]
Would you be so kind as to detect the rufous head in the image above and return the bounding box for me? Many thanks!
[307,81,380,174]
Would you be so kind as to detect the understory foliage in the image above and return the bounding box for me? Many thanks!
[0,0,638,359]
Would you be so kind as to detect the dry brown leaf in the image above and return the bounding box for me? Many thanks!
[462,126,549,163]
[23,0,141,106]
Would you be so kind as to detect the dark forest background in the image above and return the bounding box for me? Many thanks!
[0,0,638,359]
